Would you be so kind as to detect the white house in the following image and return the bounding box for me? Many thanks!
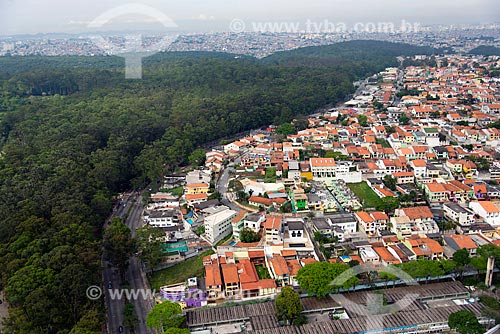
[243,213,265,233]
[443,202,475,227]
[288,160,301,181]
[410,159,427,178]
[469,201,500,227]
[326,213,357,234]
[359,247,380,264]
[310,158,336,179]
[146,209,180,228]
[223,141,246,154]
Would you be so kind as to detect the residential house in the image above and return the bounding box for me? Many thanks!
[391,206,439,237]
[469,201,500,227]
[185,183,210,195]
[355,211,388,237]
[221,263,240,299]
[443,202,475,228]
[359,247,380,264]
[310,158,336,179]
[204,257,223,302]
[444,234,478,256]
[243,213,265,233]
[231,210,247,241]
[146,209,180,229]
[392,171,415,185]
[406,237,444,260]
[410,159,427,178]
[264,216,283,244]
[424,182,450,202]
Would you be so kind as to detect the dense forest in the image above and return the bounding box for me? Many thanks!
[0,40,439,333]
[468,45,500,56]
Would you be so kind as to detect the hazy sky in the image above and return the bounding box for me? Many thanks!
[0,0,498,35]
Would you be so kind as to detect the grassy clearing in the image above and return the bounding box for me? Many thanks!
[256,265,271,279]
[348,181,382,209]
[149,250,214,290]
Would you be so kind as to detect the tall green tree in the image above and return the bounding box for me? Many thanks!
[382,175,397,191]
[276,123,296,136]
[104,218,134,276]
[296,262,358,298]
[357,114,368,127]
[188,148,206,167]
[135,225,166,273]
[239,228,261,243]
[453,249,470,267]
[375,197,400,213]
[146,301,185,331]
[275,286,302,323]
[399,113,410,125]
[448,310,484,334]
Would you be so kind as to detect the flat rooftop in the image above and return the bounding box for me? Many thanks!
[187,281,481,333]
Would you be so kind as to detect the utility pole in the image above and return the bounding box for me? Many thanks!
[485,256,495,287]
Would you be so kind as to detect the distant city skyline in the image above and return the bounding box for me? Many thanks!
[0,0,498,36]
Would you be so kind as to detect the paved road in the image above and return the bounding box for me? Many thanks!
[124,194,155,334]
[103,192,154,334]
[103,196,132,334]
[217,164,241,212]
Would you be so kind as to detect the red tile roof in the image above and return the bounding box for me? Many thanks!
[270,255,289,277]
[264,216,282,230]
[310,158,336,167]
[374,247,400,264]
[205,262,222,287]
[241,279,276,291]
[356,211,374,223]
[221,263,239,284]
[400,206,433,220]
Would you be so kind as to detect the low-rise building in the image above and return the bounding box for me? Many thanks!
[221,263,240,299]
[359,247,380,264]
[391,206,439,237]
[355,211,389,237]
[264,216,282,244]
[443,202,475,228]
[204,257,223,302]
[443,234,478,256]
[146,209,181,229]
[243,213,265,233]
[406,237,444,260]
[185,183,210,195]
[469,201,500,227]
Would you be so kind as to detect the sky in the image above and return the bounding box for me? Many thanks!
[0,0,498,35]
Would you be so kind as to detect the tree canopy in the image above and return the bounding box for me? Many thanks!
[104,217,134,276]
[146,301,185,331]
[0,42,440,332]
[239,227,261,243]
[135,225,166,272]
[448,310,484,334]
[296,262,358,297]
[276,122,297,136]
[275,286,303,323]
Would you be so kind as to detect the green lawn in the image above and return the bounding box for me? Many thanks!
[159,186,184,197]
[376,138,390,148]
[149,250,214,290]
[348,182,382,209]
[255,265,271,279]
